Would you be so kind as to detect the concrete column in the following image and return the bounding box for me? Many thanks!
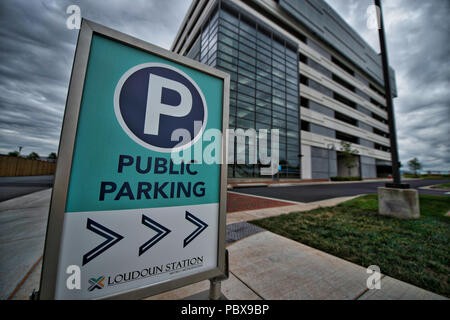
[378,187,420,219]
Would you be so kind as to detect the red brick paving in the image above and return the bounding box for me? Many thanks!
[226,191,293,213]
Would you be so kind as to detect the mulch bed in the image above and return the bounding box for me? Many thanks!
[227,192,293,213]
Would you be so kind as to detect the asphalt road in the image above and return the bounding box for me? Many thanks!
[1,176,449,204]
[0,175,54,202]
[233,179,450,203]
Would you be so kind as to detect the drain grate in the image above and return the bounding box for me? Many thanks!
[226,221,264,245]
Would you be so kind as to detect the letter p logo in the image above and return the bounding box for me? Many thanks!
[144,74,192,136]
[114,63,207,152]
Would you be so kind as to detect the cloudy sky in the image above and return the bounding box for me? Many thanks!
[0,0,448,171]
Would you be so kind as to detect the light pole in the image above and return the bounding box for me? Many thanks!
[374,0,409,189]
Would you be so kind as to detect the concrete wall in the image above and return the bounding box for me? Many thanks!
[279,0,397,95]
[301,144,312,179]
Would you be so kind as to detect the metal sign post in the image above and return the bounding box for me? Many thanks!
[39,19,229,300]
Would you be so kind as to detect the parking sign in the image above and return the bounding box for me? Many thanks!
[39,19,229,300]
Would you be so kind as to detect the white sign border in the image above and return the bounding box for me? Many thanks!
[39,18,229,300]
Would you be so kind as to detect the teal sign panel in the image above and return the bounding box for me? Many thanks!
[65,34,224,213]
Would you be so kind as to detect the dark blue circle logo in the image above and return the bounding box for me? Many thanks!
[114,63,207,152]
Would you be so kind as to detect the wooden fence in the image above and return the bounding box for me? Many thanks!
[0,155,56,177]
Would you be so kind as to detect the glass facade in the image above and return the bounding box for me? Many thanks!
[171,0,399,184]
[187,4,300,178]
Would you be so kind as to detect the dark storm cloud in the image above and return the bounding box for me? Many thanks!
[0,0,191,157]
[326,0,450,171]
[0,1,448,171]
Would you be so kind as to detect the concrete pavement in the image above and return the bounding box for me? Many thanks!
[0,189,50,299]
[149,230,445,300]
[1,188,446,300]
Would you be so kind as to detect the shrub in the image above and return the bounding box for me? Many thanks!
[330,176,362,181]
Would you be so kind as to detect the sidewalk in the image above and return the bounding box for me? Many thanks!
[151,230,445,300]
[150,196,447,300]
[1,189,446,300]
[0,188,50,300]
[0,175,53,202]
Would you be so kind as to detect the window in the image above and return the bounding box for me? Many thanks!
[256,113,271,124]
[371,112,388,125]
[335,111,357,126]
[307,38,330,59]
[221,10,238,25]
[332,74,355,92]
[286,101,298,111]
[309,79,332,97]
[300,75,308,85]
[186,33,201,61]
[300,97,309,108]
[220,34,238,48]
[299,53,308,64]
[310,123,335,138]
[220,19,238,33]
[355,88,370,102]
[370,98,387,111]
[370,83,385,98]
[240,18,256,36]
[256,99,271,109]
[336,131,358,144]
[359,138,374,148]
[331,56,355,76]
[218,42,238,56]
[257,52,271,64]
[334,92,356,109]
[215,5,300,178]
[239,51,256,66]
[375,143,390,153]
[239,42,256,57]
[309,59,332,78]
[238,76,255,88]
[257,28,271,44]
[256,82,271,93]
[373,127,390,139]
[309,100,334,118]
[217,59,237,72]
[301,120,310,131]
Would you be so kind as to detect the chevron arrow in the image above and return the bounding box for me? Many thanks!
[139,215,171,256]
[183,211,208,248]
[82,218,124,266]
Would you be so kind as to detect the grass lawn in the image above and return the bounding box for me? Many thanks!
[251,194,450,297]
[431,183,450,189]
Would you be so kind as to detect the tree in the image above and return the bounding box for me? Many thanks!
[48,152,57,160]
[408,158,422,177]
[27,152,40,160]
[340,141,359,176]
[8,151,19,157]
